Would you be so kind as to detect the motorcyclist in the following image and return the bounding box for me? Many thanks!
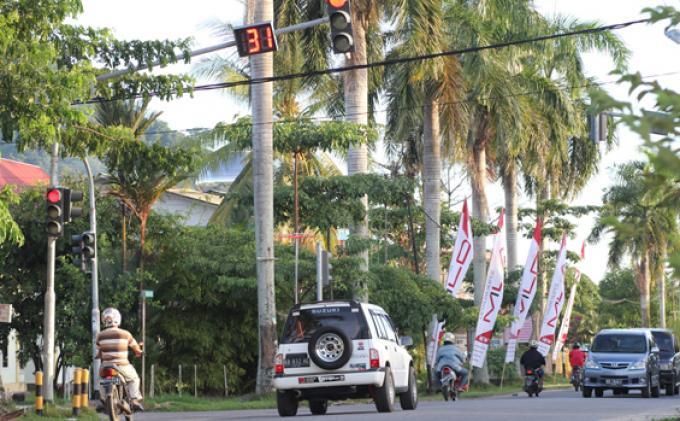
[520,340,546,379]
[435,332,469,391]
[569,342,587,369]
[96,307,144,411]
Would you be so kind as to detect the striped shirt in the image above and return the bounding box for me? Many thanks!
[96,327,141,365]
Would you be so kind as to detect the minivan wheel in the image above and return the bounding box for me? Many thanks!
[582,386,592,398]
[277,391,299,417]
[595,388,604,398]
[642,379,652,398]
[308,327,352,370]
[309,399,328,415]
[374,367,395,413]
[666,376,675,396]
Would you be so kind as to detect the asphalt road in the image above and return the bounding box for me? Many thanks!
[135,389,680,421]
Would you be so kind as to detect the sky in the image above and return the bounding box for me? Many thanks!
[76,0,680,283]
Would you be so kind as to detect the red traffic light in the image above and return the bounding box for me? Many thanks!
[46,189,61,204]
[327,0,348,7]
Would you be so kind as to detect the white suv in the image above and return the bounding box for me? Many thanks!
[273,300,418,416]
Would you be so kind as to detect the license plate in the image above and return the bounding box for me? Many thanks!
[320,375,344,383]
[605,379,623,386]
[299,376,319,384]
[284,353,310,368]
[100,377,120,385]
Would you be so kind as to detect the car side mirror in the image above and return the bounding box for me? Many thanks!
[652,346,660,354]
[400,336,414,348]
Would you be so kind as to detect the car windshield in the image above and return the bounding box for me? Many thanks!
[591,334,647,353]
[280,306,370,344]
[651,332,674,353]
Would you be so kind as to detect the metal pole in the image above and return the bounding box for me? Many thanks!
[224,365,228,397]
[142,294,146,396]
[194,364,197,398]
[316,242,323,301]
[83,158,100,397]
[178,364,182,396]
[293,153,299,304]
[43,141,59,402]
[96,17,329,82]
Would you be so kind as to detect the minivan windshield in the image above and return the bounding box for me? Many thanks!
[651,332,674,353]
[591,334,647,353]
[280,306,370,344]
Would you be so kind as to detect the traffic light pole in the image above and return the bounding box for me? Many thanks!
[96,16,329,82]
[43,141,59,402]
[83,157,100,397]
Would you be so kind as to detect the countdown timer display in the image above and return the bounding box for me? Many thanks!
[233,22,278,57]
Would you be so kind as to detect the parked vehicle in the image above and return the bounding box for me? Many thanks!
[582,329,661,398]
[99,364,134,421]
[524,369,543,397]
[648,328,680,396]
[571,366,582,392]
[273,301,417,416]
[439,365,464,401]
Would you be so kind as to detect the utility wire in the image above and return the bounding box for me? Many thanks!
[84,17,650,105]
[137,69,680,136]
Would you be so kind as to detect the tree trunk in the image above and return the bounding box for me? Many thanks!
[468,122,490,385]
[138,213,147,271]
[251,0,277,395]
[345,10,369,302]
[503,163,518,271]
[423,97,441,282]
[658,241,667,328]
[122,204,128,272]
[638,252,651,327]
[534,184,549,342]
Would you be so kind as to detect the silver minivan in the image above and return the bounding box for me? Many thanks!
[582,328,661,398]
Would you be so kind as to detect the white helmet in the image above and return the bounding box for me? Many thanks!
[102,308,121,328]
[530,340,539,349]
[442,332,456,344]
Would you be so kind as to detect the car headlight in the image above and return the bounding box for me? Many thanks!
[629,359,647,370]
[585,359,600,369]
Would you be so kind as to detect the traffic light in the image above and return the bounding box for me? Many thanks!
[64,189,84,222]
[46,188,64,237]
[71,231,95,272]
[326,0,354,54]
[322,251,333,286]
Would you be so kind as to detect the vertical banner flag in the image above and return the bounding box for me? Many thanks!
[426,315,446,369]
[505,220,543,363]
[445,200,473,297]
[537,234,569,356]
[471,209,506,368]
[552,242,586,361]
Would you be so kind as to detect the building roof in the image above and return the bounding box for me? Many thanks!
[165,188,223,206]
[0,159,49,188]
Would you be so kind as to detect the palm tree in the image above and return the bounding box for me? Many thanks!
[93,99,162,271]
[590,162,676,327]
[384,0,464,283]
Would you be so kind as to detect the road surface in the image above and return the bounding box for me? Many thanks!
[136,389,680,420]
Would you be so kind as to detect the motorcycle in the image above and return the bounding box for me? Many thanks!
[571,366,582,392]
[524,369,543,397]
[439,366,464,401]
[99,364,134,421]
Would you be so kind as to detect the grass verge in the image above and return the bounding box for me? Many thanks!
[145,393,276,412]
[19,404,98,420]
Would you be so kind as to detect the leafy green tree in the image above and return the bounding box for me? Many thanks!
[590,162,676,326]
[598,268,641,329]
[0,187,22,246]
[94,98,163,272]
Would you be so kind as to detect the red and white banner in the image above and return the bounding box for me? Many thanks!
[426,315,446,369]
[445,200,473,298]
[505,220,542,363]
[537,234,568,356]
[552,242,586,361]
[471,209,506,368]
